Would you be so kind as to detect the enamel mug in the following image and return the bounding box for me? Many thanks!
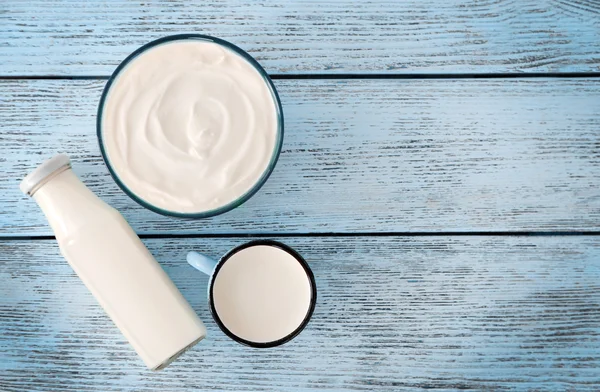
[187,240,316,347]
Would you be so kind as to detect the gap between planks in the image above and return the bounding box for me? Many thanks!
[2,231,600,241]
[2,72,600,80]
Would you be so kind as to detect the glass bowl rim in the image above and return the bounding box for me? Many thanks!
[96,34,284,218]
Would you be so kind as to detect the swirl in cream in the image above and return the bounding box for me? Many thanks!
[101,40,279,214]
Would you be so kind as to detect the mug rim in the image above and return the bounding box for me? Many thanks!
[208,240,317,348]
[96,34,284,218]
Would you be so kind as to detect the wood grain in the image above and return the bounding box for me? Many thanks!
[0,236,599,391]
[2,0,600,76]
[1,79,599,235]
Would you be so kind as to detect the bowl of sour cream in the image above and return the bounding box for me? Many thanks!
[97,34,283,218]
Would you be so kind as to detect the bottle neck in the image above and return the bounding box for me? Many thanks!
[33,169,112,241]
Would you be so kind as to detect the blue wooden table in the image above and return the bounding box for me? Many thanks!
[1,1,600,391]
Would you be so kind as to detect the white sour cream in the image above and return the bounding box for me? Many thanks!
[101,40,279,214]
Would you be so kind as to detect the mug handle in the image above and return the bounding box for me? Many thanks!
[187,251,218,276]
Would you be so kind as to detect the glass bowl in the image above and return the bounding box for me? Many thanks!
[97,34,284,218]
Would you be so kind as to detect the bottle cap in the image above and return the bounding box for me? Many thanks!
[20,154,71,196]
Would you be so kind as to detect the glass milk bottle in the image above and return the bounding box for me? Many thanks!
[20,154,206,370]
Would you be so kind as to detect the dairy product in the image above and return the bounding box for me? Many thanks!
[212,245,313,344]
[21,154,207,370]
[100,39,279,214]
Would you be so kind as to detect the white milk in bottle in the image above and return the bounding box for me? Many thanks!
[20,154,206,370]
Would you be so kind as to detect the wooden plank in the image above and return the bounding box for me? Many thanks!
[2,79,599,235]
[0,236,599,391]
[2,0,600,75]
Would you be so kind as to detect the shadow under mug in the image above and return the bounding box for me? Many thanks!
[187,240,317,348]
